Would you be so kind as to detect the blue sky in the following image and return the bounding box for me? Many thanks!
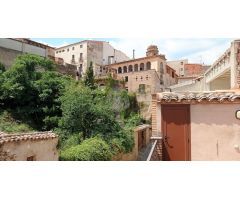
[32,38,234,65]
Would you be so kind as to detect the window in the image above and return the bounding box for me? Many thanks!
[123,66,127,73]
[56,51,58,54]
[146,62,151,70]
[27,156,35,161]
[67,48,69,52]
[172,71,175,78]
[72,55,75,59]
[181,61,183,65]
[140,76,143,81]
[140,63,144,71]
[80,44,83,48]
[62,49,65,52]
[160,62,164,73]
[136,76,138,81]
[72,47,75,50]
[146,75,149,80]
[80,53,83,61]
[128,65,133,72]
[125,76,128,82]
[180,68,183,71]
[118,67,122,74]
[139,84,146,93]
[134,64,138,71]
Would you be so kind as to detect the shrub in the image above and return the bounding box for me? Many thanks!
[60,137,112,161]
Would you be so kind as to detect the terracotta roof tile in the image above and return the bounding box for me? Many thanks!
[156,91,240,103]
[0,131,57,144]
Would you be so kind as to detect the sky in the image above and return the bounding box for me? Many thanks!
[32,38,234,65]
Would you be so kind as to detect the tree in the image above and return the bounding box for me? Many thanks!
[0,54,71,130]
[83,61,95,89]
[59,84,120,139]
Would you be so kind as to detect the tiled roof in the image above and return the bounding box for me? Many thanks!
[0,131,57,144]
[155,91,240,103]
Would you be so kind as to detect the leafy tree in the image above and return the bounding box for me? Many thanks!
[0,54,71,130]
[59,84,120,139]
[83,61,95,89]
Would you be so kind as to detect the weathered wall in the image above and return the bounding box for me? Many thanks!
[191,104,240,160]
[112,125,151,161]
[0,46,21,69]
[0,138,58,161]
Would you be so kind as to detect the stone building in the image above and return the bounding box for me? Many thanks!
[0,38,55,69]
[104,45,178,94]
[0,131,58,161]
[55,40,129,78]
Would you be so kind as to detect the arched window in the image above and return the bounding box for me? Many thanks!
[140,63,144,71]
[123,66,127,73]
[118,67,122,74]
[160,62,164,73]
[146,62,151,70]
[128,65,133,72]
[134,64,138,71]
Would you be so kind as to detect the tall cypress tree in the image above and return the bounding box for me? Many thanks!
[84,61,95,89]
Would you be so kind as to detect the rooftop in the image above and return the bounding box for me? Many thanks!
[154,90,240,104]
[0,131,57,144]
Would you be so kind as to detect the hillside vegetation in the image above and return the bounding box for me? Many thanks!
[0,55,144,160]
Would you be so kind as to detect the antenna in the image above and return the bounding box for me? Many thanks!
[133,49,135,59]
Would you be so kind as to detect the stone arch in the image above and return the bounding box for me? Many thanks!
[118,67,122,74]
[128,65,133,72]
[146,62,151,70]
[140,63,144,71]
[134,64,138,71]
[123,66,127,73]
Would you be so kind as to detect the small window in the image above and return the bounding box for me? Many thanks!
[146,75,148,80]
[80,45,83,48]
[139,84,146,93]
[125,76,128,82]
[62,49,65,52]
[67,48,69,52]
[136,76,138,81]
[180,68,183,71]
[56,51,58,54]
[27,156,35,161]
[72,47,75,50]
[172,71,174,78]
[181,62,183,65]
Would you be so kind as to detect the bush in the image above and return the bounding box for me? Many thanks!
[60,137,112,161]
[0,62,5,74]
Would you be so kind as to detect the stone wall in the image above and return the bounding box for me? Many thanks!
[0,46,21,69]
[0,132,58,161]
[112,124,151,161]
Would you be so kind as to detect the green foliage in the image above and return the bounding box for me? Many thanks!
[59,84,120,139]
[0,54,72,130]
[0,62,5,74]
[83,62,95,89]
[0,110,33,133]
[60,137,112,161]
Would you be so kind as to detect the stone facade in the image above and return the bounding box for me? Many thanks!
[55,40,129,77]
[105,45,178,94]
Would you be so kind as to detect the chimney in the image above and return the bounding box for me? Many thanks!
[133,49,135,59]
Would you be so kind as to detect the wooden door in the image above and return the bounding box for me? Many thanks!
[161,104,191,161]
